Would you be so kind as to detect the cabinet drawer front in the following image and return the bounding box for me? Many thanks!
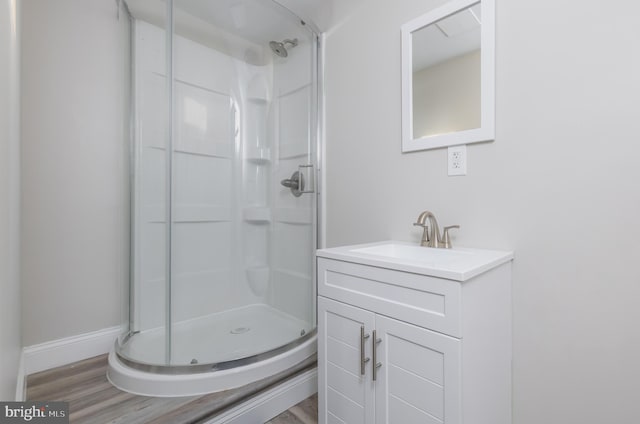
[318,258,461,337]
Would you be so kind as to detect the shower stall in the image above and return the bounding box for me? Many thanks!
[108,0,321,396]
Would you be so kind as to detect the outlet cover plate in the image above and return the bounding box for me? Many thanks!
[448,145,467,176]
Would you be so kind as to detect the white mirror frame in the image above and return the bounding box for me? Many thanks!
[401,0,495,152]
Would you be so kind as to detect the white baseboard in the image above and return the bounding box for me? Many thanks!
[15,350,26,401]
[205,368,318,424]
[23,326,121,375]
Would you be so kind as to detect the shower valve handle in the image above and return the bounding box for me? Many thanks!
[281,174,300,189]
[280,165,314,198]
[281,171,304,197]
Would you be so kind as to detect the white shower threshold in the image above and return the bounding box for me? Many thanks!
[107,304,317,397]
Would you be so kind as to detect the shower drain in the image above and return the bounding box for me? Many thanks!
[230,327,250,334]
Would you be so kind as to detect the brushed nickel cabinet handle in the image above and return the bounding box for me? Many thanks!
[360,326,370,375]
[372,330,382,381]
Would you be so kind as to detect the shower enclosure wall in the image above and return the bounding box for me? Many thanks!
[109,0,320,396]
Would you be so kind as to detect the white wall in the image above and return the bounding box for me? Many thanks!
[324,0,640,423]
[0,0,21,400]
[21,0,129,346]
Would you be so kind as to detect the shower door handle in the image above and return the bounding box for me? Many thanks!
[297,164,314,194]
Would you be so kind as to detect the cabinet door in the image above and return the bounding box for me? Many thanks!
[374,315,461,424]
[318,296,376,424]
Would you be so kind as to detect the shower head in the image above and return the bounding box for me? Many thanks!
[269,38,298,58]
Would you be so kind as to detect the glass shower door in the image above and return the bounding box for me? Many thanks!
[270,66,318,340]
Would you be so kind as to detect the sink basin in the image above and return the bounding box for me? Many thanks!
[317,241,513,281]
[351,243,473,263]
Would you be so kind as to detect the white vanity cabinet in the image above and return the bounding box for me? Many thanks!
[316,242,513,424]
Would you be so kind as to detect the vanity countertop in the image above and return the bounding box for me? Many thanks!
[316,240,513,281]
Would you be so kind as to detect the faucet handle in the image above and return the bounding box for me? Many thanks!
[441,225,460,249]
[413,222,430,246]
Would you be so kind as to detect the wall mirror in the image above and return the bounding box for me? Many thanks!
[401,0,495,152]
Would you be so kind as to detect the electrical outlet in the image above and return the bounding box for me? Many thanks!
[448,145,467,176]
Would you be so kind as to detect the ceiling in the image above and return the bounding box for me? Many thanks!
[412,3,481,72]
[125,0,315,56]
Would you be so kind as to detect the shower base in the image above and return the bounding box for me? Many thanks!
[108,303,316,396]
[118,303,312,366]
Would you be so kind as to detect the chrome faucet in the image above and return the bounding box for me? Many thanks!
[413,210,459,248]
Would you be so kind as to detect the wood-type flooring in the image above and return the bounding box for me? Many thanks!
[26,354,317,424]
